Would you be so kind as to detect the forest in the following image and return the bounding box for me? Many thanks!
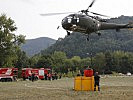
[0,14,133,76]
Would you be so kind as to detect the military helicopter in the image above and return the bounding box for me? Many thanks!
[40,0,133,40]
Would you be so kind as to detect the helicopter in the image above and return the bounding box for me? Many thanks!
[40,0,133,40]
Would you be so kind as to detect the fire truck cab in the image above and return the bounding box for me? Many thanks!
[0,68,18,82]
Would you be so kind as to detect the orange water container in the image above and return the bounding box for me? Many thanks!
[84,69,93,77]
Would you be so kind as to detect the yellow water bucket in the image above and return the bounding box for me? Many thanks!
[74,76,95,91]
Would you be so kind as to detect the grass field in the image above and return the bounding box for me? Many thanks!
[0,76,133,100]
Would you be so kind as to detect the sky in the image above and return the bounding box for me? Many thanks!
[0,0,133,40]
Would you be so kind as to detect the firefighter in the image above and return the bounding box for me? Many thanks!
[77,70,81,76]
[48,72,52,81]
[55,72,58,80]
[31,72,35,82]
[13,76,17,81]
[94,72,100,91]
[44,74,47,80]
[59,74,62,79]
[86,66,92,70]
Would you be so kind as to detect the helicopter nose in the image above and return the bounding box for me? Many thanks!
[61,17,72,30]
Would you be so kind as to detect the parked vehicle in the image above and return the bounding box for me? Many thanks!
[22,68,51,80]
[0,68,18,82]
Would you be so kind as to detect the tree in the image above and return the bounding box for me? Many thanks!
[93,53,106,73]
[71,56,81,71]
[28,55,40,68]
[64,59,73,73]
[36,55,53,68]
[0,14,25,67]
[51,51,67,72]
[104,52,113,74]
[14,50,29,69]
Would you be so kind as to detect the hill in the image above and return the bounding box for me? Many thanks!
[41,16,133,58]
[21,37,56,56]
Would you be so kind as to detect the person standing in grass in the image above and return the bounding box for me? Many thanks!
[31,72,35,82]
[94,72,100,91]
[48,72,52,81]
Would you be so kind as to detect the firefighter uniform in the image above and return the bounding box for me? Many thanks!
[94,72,100,91]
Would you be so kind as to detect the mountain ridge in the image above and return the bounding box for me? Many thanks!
[21,37,56,56]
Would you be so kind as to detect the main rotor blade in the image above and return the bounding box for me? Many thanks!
[40,12,74,16]
[88,0,96,9]
[89,11,109,17]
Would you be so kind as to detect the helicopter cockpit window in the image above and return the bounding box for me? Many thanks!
[68,18,72,23]
[77,18,79,23]
[71,15,79,24]
[67,16,72,23]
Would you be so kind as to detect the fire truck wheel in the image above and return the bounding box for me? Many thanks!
[1,79,5,82]
[7,78,12,82]
[7,79,9,82]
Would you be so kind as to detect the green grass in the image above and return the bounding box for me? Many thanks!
[0,76,133,100]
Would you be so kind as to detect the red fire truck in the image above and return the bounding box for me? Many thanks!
[0,68,18,82]
[22,68,51,80]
